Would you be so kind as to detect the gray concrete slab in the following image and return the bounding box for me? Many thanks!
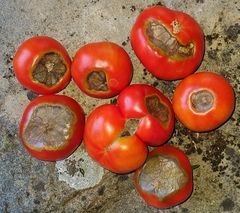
[0,0,239,212]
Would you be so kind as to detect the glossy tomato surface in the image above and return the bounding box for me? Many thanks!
[71,42,133,98]
[84,84,174,174]
[135,146,193,209]
[118,84,174,146]
[131,6,204,80]
[13,36,71,94]
[172,72,235,132]
[20,95,85,161]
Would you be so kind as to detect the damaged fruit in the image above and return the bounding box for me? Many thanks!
[131,6,204,80]
[135,146,193,209]
[20,95,85,161]
[13,36,71,94]
[84,84,174,174]
[71,42,133,98]
[172,72,235,132]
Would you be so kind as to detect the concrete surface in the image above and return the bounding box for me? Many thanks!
[0,0,239,212]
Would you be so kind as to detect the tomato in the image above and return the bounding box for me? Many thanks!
[135,145,193,209]
[71,42,133,98]
[13,36,71,94]
[172,72,235,132]
[118,84,174,146]
[20,95,85,161]
[131,6,204,80]
[84,84,174,173]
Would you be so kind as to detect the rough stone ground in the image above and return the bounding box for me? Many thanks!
[0,0,239,212]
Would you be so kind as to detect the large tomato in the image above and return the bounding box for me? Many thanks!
[84,84,174,174]
[71,42,133,98]
[13,36,71,94]
[20,95,85,161]
[172,72,235,132]
[131,6,204,80]
[135,146,193,209]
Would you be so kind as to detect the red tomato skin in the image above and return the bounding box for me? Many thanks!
[84,104,148,174]
[172,72,235,132]
[135,146,193,209]
[118,84,175,146]
[20,95,85,161]
[131,6,204,80]
[71,42,133,98]
[13,36,71,94]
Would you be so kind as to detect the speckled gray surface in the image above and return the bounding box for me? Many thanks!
[0,0,240,212]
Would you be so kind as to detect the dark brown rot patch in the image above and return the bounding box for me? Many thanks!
[32,52,67,87]
[145,95,169,125]
[23,105,75,149]
[190,90,214,113]
[86,71,108,92]
[120,119,139,137]
[138,155,187,199]
[145,20,194,59]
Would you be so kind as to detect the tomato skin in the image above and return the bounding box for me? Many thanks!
[71,42,133,98]
[135,145,193,209]
[13,36,71,94]
[118,84,175,146]
[172,72,235,132]
[84,104,148,174]
[20,95,85,161]
[131,6,204,80]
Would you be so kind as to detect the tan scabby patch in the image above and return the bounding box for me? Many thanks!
[23,104,75,149]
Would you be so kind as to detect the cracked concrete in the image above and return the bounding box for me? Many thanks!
[0,0,239,212]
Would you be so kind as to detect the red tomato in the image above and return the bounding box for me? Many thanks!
[172,72,235,132]
[84,84,174,173]
[20,95,85,161]
[118,84,174,146]
[71,42,133,98]
[131,6,204,80]
[13,36,71,94]
[135,145,193,209]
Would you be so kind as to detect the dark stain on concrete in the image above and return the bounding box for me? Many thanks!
[207,50,218,60]
[205,33,219,46]
[117,174,129,181]
[110,98,117,105]
[196,0,204,3]
[97,185,105,196]
[33,181,45,192]
[27,91,39,101]
[130,6,136,12]
[66,159,77,177]
[225,23,240,42]
[220,198,235,211]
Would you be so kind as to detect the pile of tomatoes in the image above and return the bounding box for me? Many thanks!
[13,6,235,209]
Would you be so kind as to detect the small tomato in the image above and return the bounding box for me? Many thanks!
[135,145,193,209]
[71,42,133,98]
[172,72,235,132]
[13,36,71,94]
[131,6,204,80]
[20,95,85,161]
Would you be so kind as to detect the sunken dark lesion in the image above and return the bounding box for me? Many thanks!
[145,20,194,59]
[32,52,67,87]
[190,90,214,113]
[145,95,170,126]
[86,71,109,92]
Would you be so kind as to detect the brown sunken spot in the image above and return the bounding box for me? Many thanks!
[191,90,214,113]
[23,104,75,149]
[139,155,187,199]
[32,52,67,87]
[145,95,169,125]
[87,71,108,92]
[145,20,194,59]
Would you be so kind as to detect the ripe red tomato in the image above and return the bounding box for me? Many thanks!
[71,42,133,98]
[84,84,174,173]
[131,6,204,80]
[118,84,175,146]
[172,72,235,132]
[20,95,85,161]
[135,145,193,209]
[13,36,71,94]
